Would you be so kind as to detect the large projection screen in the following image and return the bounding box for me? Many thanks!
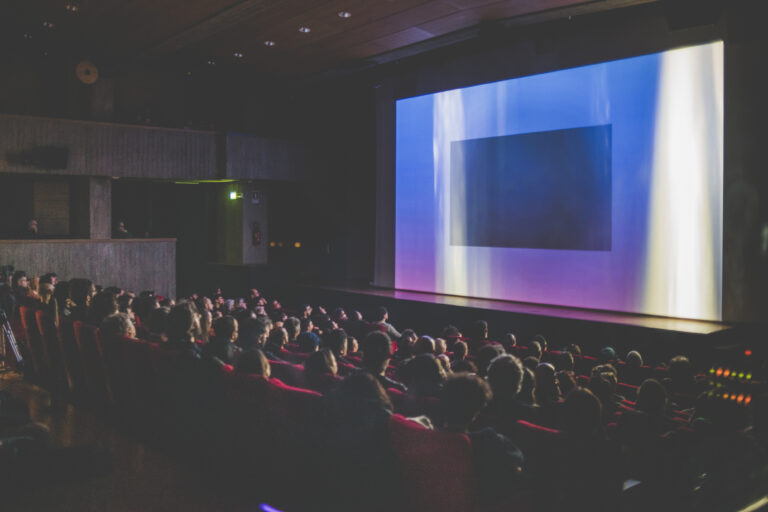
[394,41,724,321]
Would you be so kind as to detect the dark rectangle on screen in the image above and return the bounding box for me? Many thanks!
[450,125,612,251]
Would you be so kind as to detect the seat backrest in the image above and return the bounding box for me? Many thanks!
[388,414,475,512]
[73,321,113,404]
[35,309,72,393]
[19,306,47,375]
[269,360,306,388]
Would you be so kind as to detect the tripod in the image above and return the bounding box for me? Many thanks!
[0,306,24,372]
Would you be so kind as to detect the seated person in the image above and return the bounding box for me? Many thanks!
[439,373,524,506]
[99,312,137,341]
[361,331,406,392]
[163,302,203,357]
[476,343,505,377]
[234,348,271,377]
[203,315,241,365]
[263,327,289,362]
[304,349,341,394]
[322,328,358,372]
[485,354,538,427]
[295,317,321,352]
[400,354,446,398]
[465,320,490,354]
[371,306,401,340]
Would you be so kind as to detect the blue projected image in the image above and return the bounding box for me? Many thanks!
[394,41,723,320]
[450,125,612,250]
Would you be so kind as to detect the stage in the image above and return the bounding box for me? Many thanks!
[288,284,739,361]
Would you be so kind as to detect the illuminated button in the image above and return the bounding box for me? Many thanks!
[745,396,752,405]
[738,372,744,379]
[746,374,752,380]
[723,369,731,378]
[744,349,752,357]
[737,394,744,403]
[709,368,715,374]
[722,393,729,400]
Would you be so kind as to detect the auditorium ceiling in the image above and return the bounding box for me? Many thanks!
[2,0,656,76]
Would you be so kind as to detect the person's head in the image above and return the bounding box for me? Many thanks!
[305,348,338,377]
[235,348,271,378]
[301,304,312,318]
[434,337,447,355]
[532,334,548,352]
[557,371,578,396]
[626,350,643,368]
[566,343,582,357]
[413,335,435,356]
[453,340,468,361]
[477,343,505,377]
[519,367,536,405]
[27,219,38,233]
[322,328,348,359]
[298,331,319,353]
[562,388,603,438]
[284,316,300,341]
[361,331,392,375]
[468,320,489,341]
[598,346,617,364]
[117,220,128,233]
[39,273,57,286]
[39,283,55,305]
[668,355,695,388]
[90,291,119,325]
[331,307,348,323]
[11,271,28,291]
[441,325,462,343]
[587,374,614,416]
[451,360,478,374]
[439,373,493,432]
[266,327,288,352]
[214,315,238,343]
[487,354,525,401]
[399,328,417,346]
[347,336,359,354]
[68,278,95,308]
[100,312,136,340]
[401,354,446,388]
[527,341,542,360]
[132,294,160,323]
[556,351,575,373]
[326,372,393,421]
[534,362,561,405]
[167,302,200,343]
[374,306,389,322]
[147,306,170,336]
[636,379,668,415]
[503,332,517,349]
[116,294,133,314]
[522,356,539,371]
[300,317,313,333]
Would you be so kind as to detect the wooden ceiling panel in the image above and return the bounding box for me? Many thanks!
[3,0,656,77]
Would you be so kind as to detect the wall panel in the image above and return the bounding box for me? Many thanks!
[0,239,176,297]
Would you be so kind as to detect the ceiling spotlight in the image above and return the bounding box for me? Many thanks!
[298,26,311,33]
[23,33,33,39]
[233,51,244,58]
[207,58,216,65]
[65,2,80,12]
[264,40,276,47]
[338,11,352,18]
[42,20,55,28]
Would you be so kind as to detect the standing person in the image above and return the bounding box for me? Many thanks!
[114,221,133,238]
[23,219,39,239]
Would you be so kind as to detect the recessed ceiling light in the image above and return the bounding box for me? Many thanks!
[65,2,80,12]
[264,40,276,47]
[207,58,216,65]
[338,11,352,18]
[298,26,311,33]
[233,51,244,58]
[42,20,55,28]
[23,33,33,39]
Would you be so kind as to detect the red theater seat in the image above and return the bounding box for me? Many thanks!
[389,414,475,512]
[18,306,48,379]
[73,321,113,406]
[269,360,306,388]
[35,309,72,394]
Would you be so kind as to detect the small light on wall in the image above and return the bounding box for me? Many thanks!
[294,242,301,248]
[269,241,275,247]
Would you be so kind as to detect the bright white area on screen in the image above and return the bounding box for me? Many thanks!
[644,42,723,320]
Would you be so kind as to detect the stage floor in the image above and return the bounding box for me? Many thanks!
[309,285,732,335]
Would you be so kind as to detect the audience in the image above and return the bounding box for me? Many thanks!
[2,264,763,512]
